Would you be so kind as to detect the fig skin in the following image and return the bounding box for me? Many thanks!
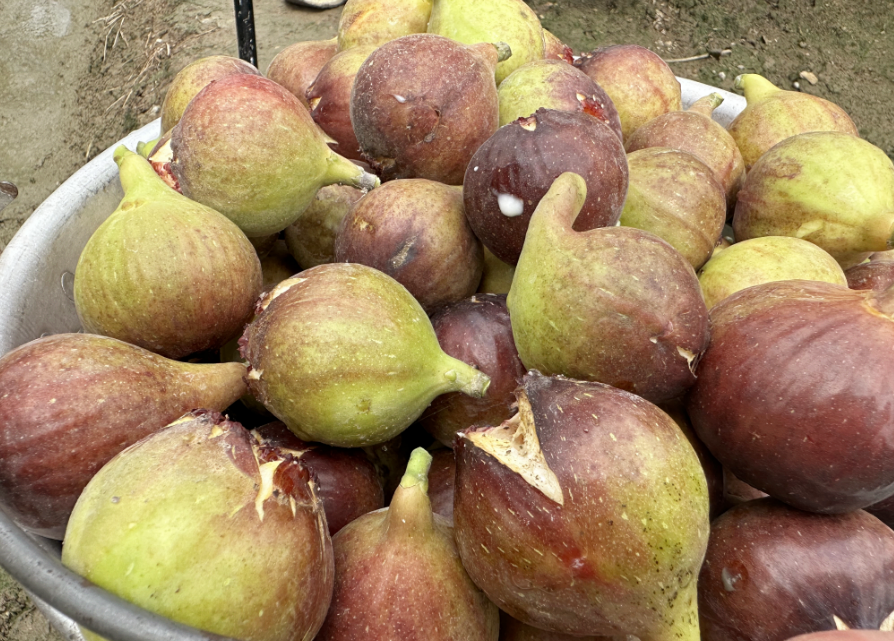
[732,131,894,269]
[508,172,709,404]
[307,45,377,162]
[845,259,894,293]
[62,410,334,641]
[160,55,261,133]
[350,34,501,185]
[728,74,859,170]
[427,447,456,522]
[698,498,894,641]
[74,147,263,359]
[499,611,630,641]
[453,372,709,640]
[266,38,339,109]
[497,59,623,139]
[478,247,516,294]
[574,45,682,140]
[463,108,629,266]
[337,0,432,50]
[541,29,574,63]
[0,333,247,540]
[697,236,847,310]
[620,148,727,270]
[315,448,500,640]
[284,184,364,269]
[239,263,490,448]
[686,279,894,513]
[417,294,526,447]
[334,179,484,312]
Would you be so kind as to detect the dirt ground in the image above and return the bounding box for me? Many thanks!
[0,0,891,639]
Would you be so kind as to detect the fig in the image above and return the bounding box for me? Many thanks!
[417,294,525,447]
[427,447,456,522]
[61,410,334,641]
[574,45,682,140]
[866,494,894,529]
[350,34,504,185]
[74,147,263,359]
[541,29,574,63]
[266,38,339,109]
[732,131,894,268]
[453,372,710,640]
[845,259,894,293]
[252,422,384,535]
[334,179,484,312]
[306,45,377,162]
[478,247,516,294]
[0,333,246,539]
[497,59,623,138]
[427,0,544,84]
[463,109,628,266]
[284,184,364,269]
[259,239,300,289]
[686,279,894,513]
[625,93,745,211]
[336,0,432,50]
[699,498,894,640]
[508,172,709,404]
[171,74,379,238]
[697,236,847,309]
[239,263,490,448]
[728,74,859,169]
[315,447,500,640]
[160,55,261,133]
[620,148,726,270]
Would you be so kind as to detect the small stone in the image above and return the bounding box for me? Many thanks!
[799,71,819,85]
[718,71,726,80]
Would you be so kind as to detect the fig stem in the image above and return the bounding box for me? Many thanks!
[399,448,433,494]
[444,358,491,399]
[322,151,381,192]
[735,73,780,103]
[493,41,512,63]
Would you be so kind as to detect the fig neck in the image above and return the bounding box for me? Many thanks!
[735,74,781,103]
[525,171,589,244]
[640,583,701,641]
[688,92,724,117]
[386,448,434,536]
[113,146,174,199]
[322,151,380,192]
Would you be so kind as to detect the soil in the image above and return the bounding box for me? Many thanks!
[0,1,891,640]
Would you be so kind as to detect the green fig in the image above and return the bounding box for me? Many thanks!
[477,247,515,294]
[315,447,499,640]
[62,410,334,641]
[427,0,544,84]
[729,73,859,169]
[337,0,433,50]
[697,236,847,309]
[284,184,364,269]
[171,74,379,238]
[74,147,263,359]
[732,131,894,268]
[239,263,490,448]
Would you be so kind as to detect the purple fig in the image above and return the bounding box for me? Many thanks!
[171,74,379,238]
[453,372,710,640]
[266,38,339,109]
[866,494,894,529]
[315,447,499,640]
[417,294,525,447]
[337,0,432,50]
[74,147,263,359]
[350,34,504,184]
[463,108,628,266]
[0,333,247,539]
[284,184,364,269]
[427,447,456,522]
[845,259,894,293]
[61,410,334,641]
[334,179,483,312]
[699,498,894,640]
[508,173,709,404]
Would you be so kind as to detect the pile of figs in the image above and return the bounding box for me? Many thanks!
[2,0,894,639]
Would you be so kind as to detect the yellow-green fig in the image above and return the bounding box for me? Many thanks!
[337,0,432,51]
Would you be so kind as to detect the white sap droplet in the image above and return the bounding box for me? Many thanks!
[392,94,407,103]
[497,193,525,217]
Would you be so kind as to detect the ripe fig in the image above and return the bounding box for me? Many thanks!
[497,59,622,138]
[620,148,726,270]
[541,28,574,63]
[574,45,681,140]
[427,0,544,84]
[334,179,484,312]
[0,333,247,539]
[463,109,628,266]
[728,74,859,169]
[266,38,338,109]
[427,447,456,522]
[74,147,263,359]
[697,236,847,309]
[171,74,379,238]
[351,34,503,184]
[686,279,894,513]
[845,259,894,293]
[62,410,334,641]
[625,93,745,211]
[699,498,894,640]
[417,294,525,447]
[239,263,490,448]
[315,447,500,640]
[508,172,709,404]
[732,132,894,268]
[337,0,432,50]
[284,184,364,269]
[453,372,710,640]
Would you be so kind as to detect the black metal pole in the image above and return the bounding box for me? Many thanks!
[234,0,258,68]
